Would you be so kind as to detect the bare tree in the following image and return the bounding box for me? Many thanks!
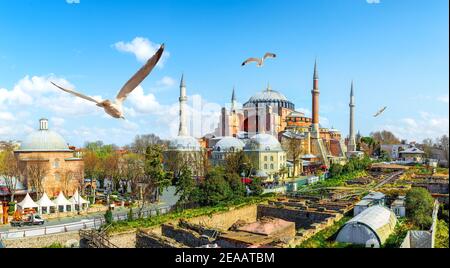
[439,135,449,163]
[26,157,48,199]
[0,150,21,202]
[284,137,304,177]
[59,169,75,196]
[370,130,401,145]
[130,134,168,155]
[120,153,144,199]
[103,152,121,192]
[422,138,434,158]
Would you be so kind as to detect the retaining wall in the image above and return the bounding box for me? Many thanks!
[2,231,80,248]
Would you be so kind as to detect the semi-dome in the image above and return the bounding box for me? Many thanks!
[168,135,201,151]
[243,85,295,110]
[17,119,71,152]
[245,133,283,152]
[213,136,245,152]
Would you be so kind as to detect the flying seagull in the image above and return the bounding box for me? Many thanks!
[241,52,276,67]
[51,44,165,119]
[374,106,387,117]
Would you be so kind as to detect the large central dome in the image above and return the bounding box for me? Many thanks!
[17,119,72,152]
[243,85,294,110]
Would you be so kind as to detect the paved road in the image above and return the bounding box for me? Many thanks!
[0,186,179,234]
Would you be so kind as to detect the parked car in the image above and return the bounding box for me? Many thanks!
[10,213,45,227]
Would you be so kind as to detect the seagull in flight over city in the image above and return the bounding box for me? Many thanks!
[374,106,387,117]
[241,52,277,67]
[51,44,165,120]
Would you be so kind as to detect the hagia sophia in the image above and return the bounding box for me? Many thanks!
[167,61,356,181]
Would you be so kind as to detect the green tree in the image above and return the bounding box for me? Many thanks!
[104,209,113,224]
[175,165,195,205]
[144,145,171,203]
[406,188,434,229]
[225,172,246,197]
[198,167,233,205]
[329,163,343,178]
[224,151,253,177]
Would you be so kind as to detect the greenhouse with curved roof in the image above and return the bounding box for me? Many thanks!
[336,205,397,248]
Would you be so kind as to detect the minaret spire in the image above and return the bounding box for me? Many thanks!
[231,86,237,112]
[178,74,188,136]
[348,80,356,152]
[313,59,319,80]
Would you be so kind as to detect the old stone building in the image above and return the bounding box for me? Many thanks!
[14,119,84,198]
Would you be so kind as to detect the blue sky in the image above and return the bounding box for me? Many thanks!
[0,0,448,146]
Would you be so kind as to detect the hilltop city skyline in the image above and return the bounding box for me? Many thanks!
[0,0,448,147]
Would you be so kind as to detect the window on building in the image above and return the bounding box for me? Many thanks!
[53,159,60,169]
[54,173,61,181]
[264,164,268,169]
[270,164,274,169]
[270,156,274,161]
[264,156,268,161]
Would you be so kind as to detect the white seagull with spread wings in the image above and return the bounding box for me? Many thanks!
[51,44,165,120]
[374,106,387,117]
[241,52,277,67]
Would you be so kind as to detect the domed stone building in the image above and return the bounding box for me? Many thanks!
[216,84,295,138]
[243,133,287,181]
[213,61,348,174]
[14,118,84,198]
[211,136,245,166]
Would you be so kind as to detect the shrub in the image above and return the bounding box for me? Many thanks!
[104,209,113,224]
[8,202,15,214]
[127,207,133,221]
[435,219,449,248]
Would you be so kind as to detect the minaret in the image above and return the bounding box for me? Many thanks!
[348,81,356,152]
[231,86,237,112]
[311,60,320,136]
[178,74,188,136]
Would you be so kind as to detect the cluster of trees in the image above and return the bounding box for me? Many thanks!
[421,135,449,162]
[328,156,372,178]
[174,151,263,207]
[356,130,401,157]
[405,187,435,229]
[83,140,170,204]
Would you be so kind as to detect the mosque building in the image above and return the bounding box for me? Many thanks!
[164,75,204,177]
[14,118,84,198]
[210,61,348,175]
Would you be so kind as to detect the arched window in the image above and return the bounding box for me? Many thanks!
[270,164,274,169]
[270,156,274,161]
[54,173,61,181]
[53,159,60,169]
[264,164,268,169]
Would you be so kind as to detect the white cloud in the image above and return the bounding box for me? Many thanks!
[0,74,222,145]
[366,0,380,4]
[126,86,163,114]
[156,76,176,88]
[0,112,16,121]
[378,111,449,142]
[66,0,80,4]
[51,117,65,127]
[437,94,449,104]
[113,37,169,67]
